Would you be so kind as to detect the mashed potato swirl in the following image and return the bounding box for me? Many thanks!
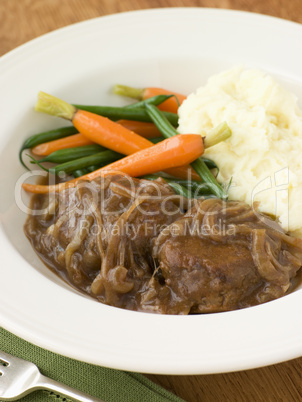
[177,66,302,237]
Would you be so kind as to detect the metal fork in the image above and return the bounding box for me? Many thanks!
[0,349,104,401]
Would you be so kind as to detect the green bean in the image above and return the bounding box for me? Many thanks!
[144,103,178,138]
[72,168,90,178]
[72,164,107,177]
[31,144,106,164]
[141,175,212,197]
[144,104,227,199]
[73,104,178,126]
[186,181,215,195]
[19,126,78,169]
[141,175,193,198]
[85,165,103,172]
[149,137,163,144]
[166,182,193,198]
[30,150,121,175]
[143,175,193,198]
[201,157,219,172]
[168,179,213,196]
[190,159,226,199]
[49,150,122,175]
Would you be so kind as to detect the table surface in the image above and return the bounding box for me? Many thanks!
[1,1,302,401]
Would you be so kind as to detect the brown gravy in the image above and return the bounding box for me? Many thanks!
[24,175,302,314]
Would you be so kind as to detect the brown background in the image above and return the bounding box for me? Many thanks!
[1,1,301,401]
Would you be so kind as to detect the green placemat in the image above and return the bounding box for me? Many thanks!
[0,327,184,402]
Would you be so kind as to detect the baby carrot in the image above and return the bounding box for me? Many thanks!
[113,85,186,113]
[22,134,204,194]
[116,120,162,138]
[98,134,203,178]
[32,133,94,155]
[31,121,161,155]
[19,126,78,168]
[35,92,152,155]
[31,119,161,156]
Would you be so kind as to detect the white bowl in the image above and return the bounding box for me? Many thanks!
[0,8,301,374]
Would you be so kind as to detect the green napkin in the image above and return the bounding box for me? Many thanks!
[0,327,183,402]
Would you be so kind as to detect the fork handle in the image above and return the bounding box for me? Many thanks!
[36,373,105,402]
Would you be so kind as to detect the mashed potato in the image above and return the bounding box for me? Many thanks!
[177,66,302,237]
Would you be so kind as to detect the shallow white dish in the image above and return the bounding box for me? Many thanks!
[0,8,302,375]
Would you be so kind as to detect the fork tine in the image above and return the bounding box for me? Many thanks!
[0,350,13,363]
[0,349,104,401]
[0,357,9,367]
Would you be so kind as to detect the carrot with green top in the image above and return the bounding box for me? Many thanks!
[35,92,152,155]
[22,134,204,193]
[32,120,162,156]
[113,85,186,113]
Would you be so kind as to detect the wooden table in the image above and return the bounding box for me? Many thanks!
[1,1,301,401]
